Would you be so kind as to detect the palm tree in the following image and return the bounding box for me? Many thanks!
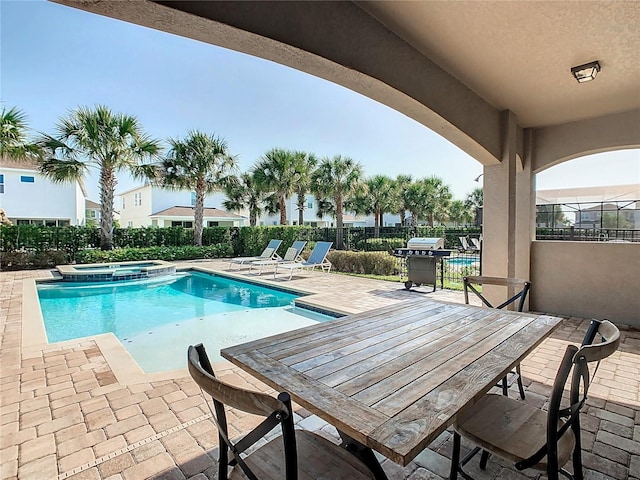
[1,106,41,160]
[404,181,426,226]
[363,175,395,236]
[223,172,269,227]
[394,174,413,226]
[311,155,364,249]
[157,130,238,246]
[422,176,453,226]
[465,187,484,227]
[448,200,473,227]
[253,148,300,225]
[38,105,161,250]
[292,151,317,226]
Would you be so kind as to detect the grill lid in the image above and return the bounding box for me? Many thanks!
[406,237,445,250]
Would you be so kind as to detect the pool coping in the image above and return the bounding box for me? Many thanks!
[22,265,342,385]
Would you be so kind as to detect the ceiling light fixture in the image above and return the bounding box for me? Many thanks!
[571,61,601,83]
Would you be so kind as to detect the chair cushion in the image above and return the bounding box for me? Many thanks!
[455,394,575,471]
[229,429,375,479]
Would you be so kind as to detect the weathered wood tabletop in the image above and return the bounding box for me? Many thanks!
[222,298,562,466]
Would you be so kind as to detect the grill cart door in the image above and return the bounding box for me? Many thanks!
[405,255,438,292]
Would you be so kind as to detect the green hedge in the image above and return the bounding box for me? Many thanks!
[1,250,69,270]
[326,251,397,276]
[75,244,233,264]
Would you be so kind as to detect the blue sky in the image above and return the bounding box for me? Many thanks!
[2,0,638,202]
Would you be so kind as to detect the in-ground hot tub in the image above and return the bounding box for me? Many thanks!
[57,260,176,282]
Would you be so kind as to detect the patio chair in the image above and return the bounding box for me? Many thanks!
[229,239,282,270]
[249,240,307,275]
[274,241,333,280]
[471,237,481,251]
[187,344,375,480]
[463,275,532,399]
[450,319,620,480]
[458,236,472,253]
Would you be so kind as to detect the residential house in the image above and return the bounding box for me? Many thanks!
[118,184,245,228]
[0,156,86,226]
[259,195,372,227]
[85,199,101,226]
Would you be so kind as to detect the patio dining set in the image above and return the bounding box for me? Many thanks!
[190,249,622,480]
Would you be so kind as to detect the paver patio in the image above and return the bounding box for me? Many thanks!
[1,260,638,480]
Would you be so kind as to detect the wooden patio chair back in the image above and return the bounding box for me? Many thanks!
[463,275,532,398]
[188,344,375,480]
[451,319,620,480]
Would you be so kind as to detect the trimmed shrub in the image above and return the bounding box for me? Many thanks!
[1,250,68,270]
[327,251,397,276]
[356,237,406,252]
[75,244,233,264]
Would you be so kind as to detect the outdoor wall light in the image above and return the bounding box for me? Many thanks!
[571,61,601,83]
[474,174,484,182]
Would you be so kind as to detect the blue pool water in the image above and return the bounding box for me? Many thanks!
[447,256,480,267]
[37,272,334,372]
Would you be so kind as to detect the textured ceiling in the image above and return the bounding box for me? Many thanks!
[358,1,640,128]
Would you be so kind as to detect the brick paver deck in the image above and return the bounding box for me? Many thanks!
[1,260,638,479]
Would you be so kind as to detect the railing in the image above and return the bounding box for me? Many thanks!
[536,227,640,242]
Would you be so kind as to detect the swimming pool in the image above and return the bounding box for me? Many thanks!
[37,272,335,372]
[447,256,480,267]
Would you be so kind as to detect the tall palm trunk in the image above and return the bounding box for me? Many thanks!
[99,166,116,250]
[336,194,344,250]
[297,192,305,226]
[194,177,205,246]
[249,209,257,227]
[399,210,406,226]
[374,208,381,238]
[279,195,287,225]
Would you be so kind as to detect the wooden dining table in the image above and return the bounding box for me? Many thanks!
[221,297,562,479]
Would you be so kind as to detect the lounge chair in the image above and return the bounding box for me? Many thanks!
[459,236,472,252]
[274,241,332,280]
[471,237,481,251]
[249,240,307,275]
[228,239,282,270]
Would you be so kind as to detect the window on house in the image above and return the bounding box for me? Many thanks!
[45,220,57,227]
[20,175,35,183]
[128,221,133,227]
[17,219,30,225]
[306,196,313,209]
[0,174,4,194]
[191,192,196,206]
[151,220,158,227]
[171,221,193,228]
[134,193,142,206]
[207,221,219,227]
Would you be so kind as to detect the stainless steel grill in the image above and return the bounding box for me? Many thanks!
[406,237,445,250]
[392,237,451,291]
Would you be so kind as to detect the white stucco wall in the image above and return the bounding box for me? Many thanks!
[0,167,84,225]
[530,241,640,327]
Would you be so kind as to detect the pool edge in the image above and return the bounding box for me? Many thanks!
[23,273,341,385]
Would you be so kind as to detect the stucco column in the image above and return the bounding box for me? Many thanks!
[482,111,534,308]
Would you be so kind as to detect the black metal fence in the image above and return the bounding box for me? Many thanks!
[536,227,640,242]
